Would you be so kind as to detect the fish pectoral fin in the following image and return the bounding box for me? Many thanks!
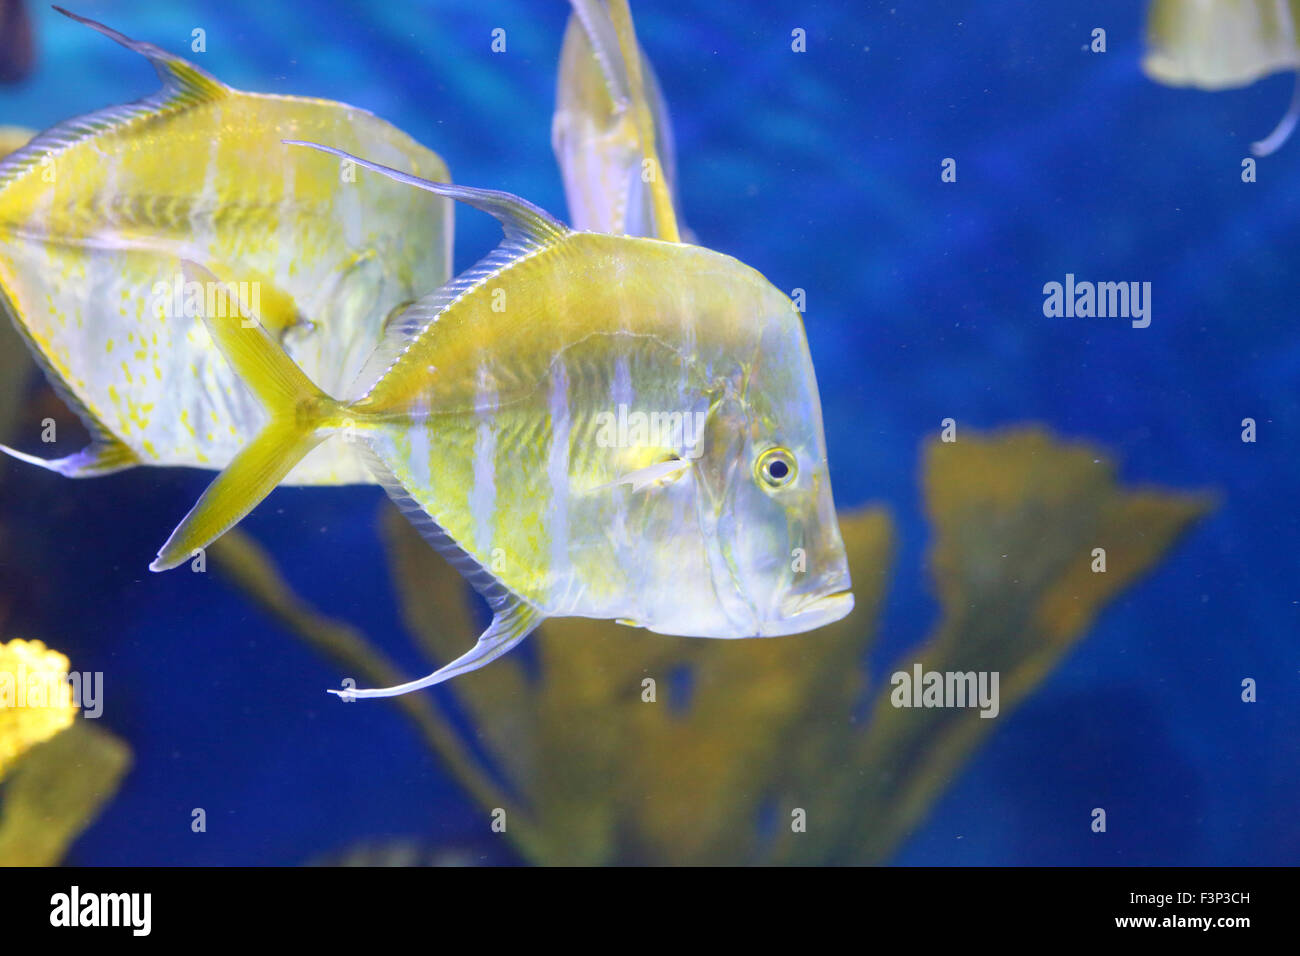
[593,456,692,493]
[0,435,138,478]
[178,261,325,414]
[328,600,542,699]
[204,261,308,343]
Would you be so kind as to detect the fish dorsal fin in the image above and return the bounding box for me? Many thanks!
[285,141,567,248]
[0,11,229,193]
[53,7,227,106]
[285,141,571,399]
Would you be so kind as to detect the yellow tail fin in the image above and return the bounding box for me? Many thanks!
[150,263,343,571]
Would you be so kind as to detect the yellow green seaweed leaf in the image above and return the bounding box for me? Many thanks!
[0,722,130,866]
[0,638,130,866]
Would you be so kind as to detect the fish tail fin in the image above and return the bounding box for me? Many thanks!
[149,263,346,572]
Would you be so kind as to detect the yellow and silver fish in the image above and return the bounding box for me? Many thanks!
[0,9,452,483]
[151,145,854,698]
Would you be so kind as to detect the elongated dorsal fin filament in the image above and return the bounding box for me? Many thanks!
[284,140,569,248]
[53,6,227,105]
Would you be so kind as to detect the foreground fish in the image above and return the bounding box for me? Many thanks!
[0,9,451,483]
[152,145,853,698]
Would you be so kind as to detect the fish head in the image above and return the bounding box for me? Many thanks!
[657,284,853,639]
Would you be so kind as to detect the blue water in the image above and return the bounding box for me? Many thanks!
[2,0,1296,865]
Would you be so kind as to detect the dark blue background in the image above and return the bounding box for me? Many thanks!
[1,0,1295,864]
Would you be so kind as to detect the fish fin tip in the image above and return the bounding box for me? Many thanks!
[285,140,569,248]
[329,602,541,698]
[56,6,226,104]
[1251,70,1300,157]
[0,438,137,477]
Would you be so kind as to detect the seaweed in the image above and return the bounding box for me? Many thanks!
[212,427,1210,864]
[0,640,130,866]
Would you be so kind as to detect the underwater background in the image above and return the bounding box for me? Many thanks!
[0,0,1295,865]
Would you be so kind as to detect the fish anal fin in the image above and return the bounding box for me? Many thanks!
[330,600,542,699]
[351,439,518,611]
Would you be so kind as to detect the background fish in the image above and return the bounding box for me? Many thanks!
[553,0,689,240]
[0,10,452,483]
[1144,0,1300,154]
[152,146,853,697]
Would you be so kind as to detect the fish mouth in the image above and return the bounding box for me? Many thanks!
[761,589,855,637]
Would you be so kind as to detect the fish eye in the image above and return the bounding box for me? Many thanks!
[755,447,797,489]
